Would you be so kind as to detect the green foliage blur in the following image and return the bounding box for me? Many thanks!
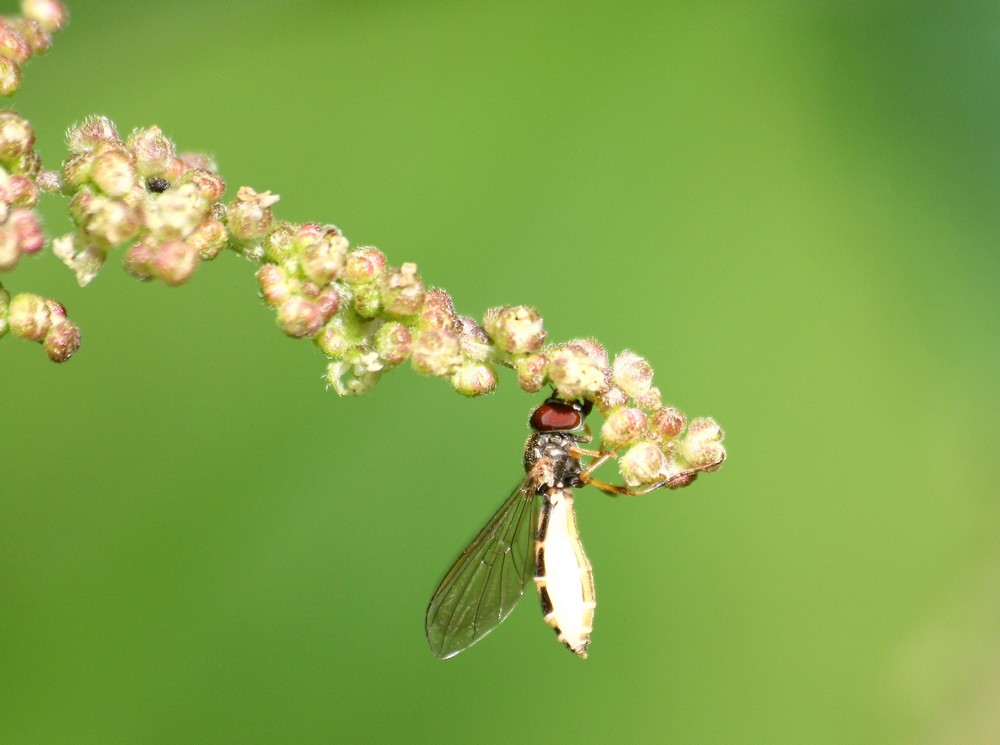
[3,2,999,743]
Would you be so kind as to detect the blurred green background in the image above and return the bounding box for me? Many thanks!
[3,1,999,743]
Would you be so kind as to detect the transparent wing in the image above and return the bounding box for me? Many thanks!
[425,477,541,659]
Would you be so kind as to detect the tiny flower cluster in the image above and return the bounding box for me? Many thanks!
[53,116,227,287]
[0,282,79,361]
[0,0,66,97]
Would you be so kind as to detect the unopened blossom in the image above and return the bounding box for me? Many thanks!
[227,186,279,242]
[127,126,175,178]
[451,361,498,397]
[374,321,412,365]
[484,305,545,354]
[612,350,654,399]
[344,246,386,284]
[410,328,462,377]
[619,441,668,487]
[548,342,606,400]
[601,407,648,450]
[380,262,424,318]
[23,0,69,33]
[419,288,458,332]
[66,115,120,154]
[514,353,548,393]
[7,291,49,340]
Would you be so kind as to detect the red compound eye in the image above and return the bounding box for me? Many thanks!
[530,400,584,432]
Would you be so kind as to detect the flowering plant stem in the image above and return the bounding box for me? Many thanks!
[0,0,725,491]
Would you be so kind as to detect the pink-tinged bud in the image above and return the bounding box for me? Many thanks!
[374,321,412,365]
[142,182,209,241]
[0,19,31,64]
[595,384,628,415]
[90,146,136,197]
[150,240,198,286]
[314,285,341,320]
[650,406,686,441]
[187,217,227,260]
[126,126,176,178]
[0,110,34,162]
[66,116,120,154]
[612,349,654,399]
[14,18,51,54]
[619,441,668,487]
[380,262,424,318]
[451,361,498,397]
[161,156,187,183]
[263,222,296,263]
[419,288,458,332]
[179,168,225,201]
[548,343,607,400]
[410,328,462,377]
[484,305,545,354]
[10,208,43,254]
[23,0,68,33]
[0,223,18,269]
[352,281,381,318]
[277,295,323,338]
[344,246,386,284]
[257,263,290,307]
[7,292,50,340]
[227,186,279,241]
[316,314,362,359]
[1,174,39,207]
[298,223,348,284]
[123,239,156,281]
[0,57,21,96]
[601,407,648,450]
[325,359,380,396]
[43,319,80,362]
[686,417,723,442]
[514,353,548,393]
[13,148,39,177]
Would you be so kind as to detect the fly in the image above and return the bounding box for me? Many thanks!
[424,395,712,659]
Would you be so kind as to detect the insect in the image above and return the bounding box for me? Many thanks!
[425,395,710,659]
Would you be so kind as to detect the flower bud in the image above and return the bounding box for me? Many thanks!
[374,321,412,365]
[43,318,80,362]
[227,186,278,241]
[0,58,21,96]
[316,314,363,359]
[0,110,34,162]
[619,441,668,487]
[410,328,462,377]
[126,125,176,178]
[681,439,726,471]
[314,285,341,321]
[612,349,654,399]
[548,342,607,399]
[151,239,199,286]
[1,174,39,207]
[277,295,323,338]
[635,386,662,410]
[123,239,156,280]
[600,407,648,450]
[7,291,49,340]
[257,263,290,307]
[90,146,136,197]
[23,0,69,33]
[419,288,458,332]
[380,262,424,318]
[10,207,43,254]
[66,115,120,154]
[484,305,545,354]
[179,168,225,201]
[187,216,228,260]
[13,18,49,55]
[514,353,548,393]
[298,223,348,284]
[0,19,30,64]
[451,361,498,397]
[352,281,381,318]
[344,246,386,284]
[650,406,685,441]
[263,222,296,263]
